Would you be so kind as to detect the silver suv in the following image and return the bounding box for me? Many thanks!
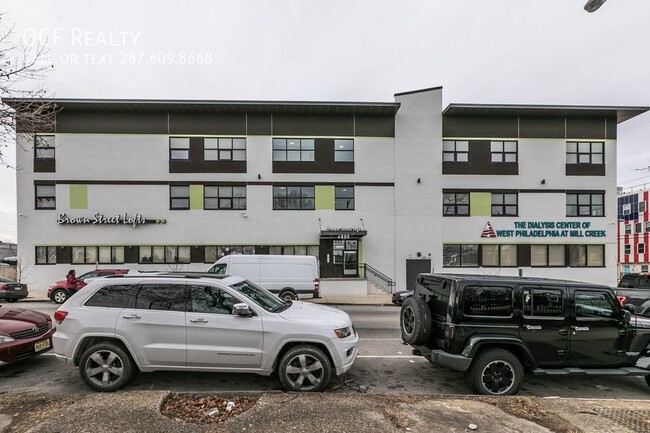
[52,274,358,392]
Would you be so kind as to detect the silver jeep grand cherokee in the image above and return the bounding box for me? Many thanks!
[53,274,358,392]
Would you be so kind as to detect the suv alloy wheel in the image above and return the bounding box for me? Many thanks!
[51,289,69,304]
[79,342,135,392]
[469,348,524,395]
[277,345,332,392]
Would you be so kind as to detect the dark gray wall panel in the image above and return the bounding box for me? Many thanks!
[247,114,272,135]
[566,118,606,139]
[519,117,565,138]
[566,164,606,176]
[606,117,617,139]
[355,116,395,137]
[273,115,354,136]
[169,113,246,135]
[56,112,167,134]
[443,117,518,138]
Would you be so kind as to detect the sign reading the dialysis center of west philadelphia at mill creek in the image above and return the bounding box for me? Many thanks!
[481,221,606,239]
[57,213,166,228]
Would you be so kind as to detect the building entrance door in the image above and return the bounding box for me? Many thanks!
[344,251,358,276]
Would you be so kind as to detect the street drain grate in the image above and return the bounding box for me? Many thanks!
[595,409,650,433]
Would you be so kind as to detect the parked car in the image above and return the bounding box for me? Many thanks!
[208,255,319,300]
[52,274,358,392]
[401,273,650,396]
[47,269,129,304]
[0,277,28,303]
[0,304,54,366]
[391,289,413,305]
[615,273,650,316]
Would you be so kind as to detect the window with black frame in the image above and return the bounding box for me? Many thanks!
[204,138,246,161]
[442,244,478,267]
[566,141,604,165]
[35,246,57,264]
[335,186,354,210]
[442,140,469,162]
[204,185,246,210]
[35,135,55,159]
[443,193,470,216]
[334,139,354,162]
[491,193,517,216]
[273,186,315,210]
[170,185,190,209]
[566,193,604,217]
[35,184,56,209]
[169,137,190,160]
[272,138,315,162]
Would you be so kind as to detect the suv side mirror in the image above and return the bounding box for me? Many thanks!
[624,303,636,314]
[232,303,253,317]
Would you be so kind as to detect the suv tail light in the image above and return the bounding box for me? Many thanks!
[313,278,320,298]
[617,295,628,306]
[54,310,68,323]
[444,324,456,340]
[0,284,8,291]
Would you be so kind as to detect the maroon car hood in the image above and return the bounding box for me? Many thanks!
[0,307,49,334]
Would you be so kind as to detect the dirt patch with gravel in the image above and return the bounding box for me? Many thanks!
[0,394,83,433]
[161,394,260,425]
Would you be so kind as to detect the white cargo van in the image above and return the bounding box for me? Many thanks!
[207,255,319,300]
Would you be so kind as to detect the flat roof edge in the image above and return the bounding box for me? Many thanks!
[394,86,443,97]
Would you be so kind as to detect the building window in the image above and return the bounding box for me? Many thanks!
[72,246,98,264]
[35,246,56,264]
[640,244,646,255]
[335,186,355,210]
[623,203,631,216]
[646,221,650,232]
[139,246,190,264]
[566,193,604,217]
[442,244,479,267]
[204,185,246,210]
[640,201,647,213]
[170,185,190,209]
[569,244,605,267]
[443,193,470,216]
[482,244,517,267]
[566,141,604,164]
[334,139,354,162]
[624,244,631,255]
[170,137,190,160]
[637,222,643,233]
[98,246,125,264]
[531,245,566,267]
[35,135,55,159]
[273,186,315,210]
[442,140,469,162]
[204,138,246,161]
[35,184,56,209]
[491,141,517,163]
[625,224,632,235]
[273,138,314,162]
[491,193,518,216]
[643,265,649,273]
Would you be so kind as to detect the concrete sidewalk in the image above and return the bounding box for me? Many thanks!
[2,391,649,433]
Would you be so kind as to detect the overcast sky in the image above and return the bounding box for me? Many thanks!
[1,0,649,243]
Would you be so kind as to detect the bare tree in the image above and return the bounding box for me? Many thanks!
[15,254,29,285]
[0,13,57,167]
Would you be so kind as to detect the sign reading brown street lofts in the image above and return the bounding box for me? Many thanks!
[57,213,166,228]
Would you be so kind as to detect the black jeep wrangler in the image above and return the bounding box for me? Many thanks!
[400,273,650,395]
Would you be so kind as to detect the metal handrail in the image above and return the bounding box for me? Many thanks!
[359,263,396,294]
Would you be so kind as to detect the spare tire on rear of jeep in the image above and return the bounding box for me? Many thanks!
[400,296,432,345]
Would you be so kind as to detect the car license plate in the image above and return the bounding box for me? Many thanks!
[15,287,22,290]
[34,339,51,352]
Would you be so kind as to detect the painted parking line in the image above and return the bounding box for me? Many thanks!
[356,355,422,359]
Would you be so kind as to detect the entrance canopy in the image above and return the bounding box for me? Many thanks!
[320,229,367,240]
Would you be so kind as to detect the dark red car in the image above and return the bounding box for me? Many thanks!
[0,305,54,366]
[47,269,129,304]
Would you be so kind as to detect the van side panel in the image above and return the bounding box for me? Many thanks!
[227,257,261,282]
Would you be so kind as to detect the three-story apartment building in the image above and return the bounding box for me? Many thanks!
[618,185,650,275]
[10,87,648,295]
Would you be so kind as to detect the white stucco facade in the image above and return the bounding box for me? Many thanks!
[12,88,646,295]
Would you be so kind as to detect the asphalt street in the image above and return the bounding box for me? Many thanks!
[2,302,650,399]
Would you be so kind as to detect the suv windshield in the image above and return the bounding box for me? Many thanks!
[229,280,286,312]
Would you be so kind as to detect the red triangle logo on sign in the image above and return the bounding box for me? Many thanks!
[481,221,497,238]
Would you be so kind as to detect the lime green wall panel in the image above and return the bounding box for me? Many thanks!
[69,184,87,209]
[470,192,491,217]
[315,185,335,210]
[190,185,203,210]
